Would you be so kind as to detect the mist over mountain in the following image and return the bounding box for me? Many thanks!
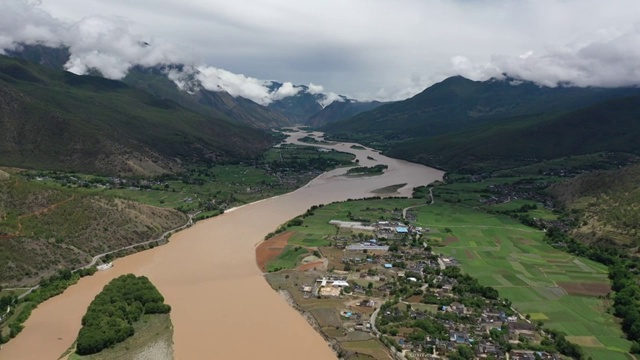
[6,44,351,127]
[0,55,274,175]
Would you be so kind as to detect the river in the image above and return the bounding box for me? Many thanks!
[0,130,444,360]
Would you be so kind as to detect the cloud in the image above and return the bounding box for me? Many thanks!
[307,83,324,95]
[452,25,640,88]
[0,0,343,105]
[5,0,640,102]
[0,0,66,51]
[195,66,274,105]
[270,82,303,101]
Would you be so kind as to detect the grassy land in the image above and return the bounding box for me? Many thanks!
[266,246,309,272]
[341,339,390,359]
[66,314,173,360]
[412,201,631,359]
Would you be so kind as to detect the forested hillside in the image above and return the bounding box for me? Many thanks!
[0,56,274,175]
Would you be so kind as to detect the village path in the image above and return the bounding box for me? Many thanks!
[402,188,433,220]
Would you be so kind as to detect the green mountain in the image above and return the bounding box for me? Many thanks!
[124,66,292,129]
[306,99,385,127]
[386,96,640,172]
[7,45,293,129]
[0,55,274,175]
[323,76,640,143]
[266,82,325,123]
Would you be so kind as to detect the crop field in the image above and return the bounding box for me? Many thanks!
[341,339,390,359]
[413,202,631,359]
[485,199,558,220]
[265,245,309,272]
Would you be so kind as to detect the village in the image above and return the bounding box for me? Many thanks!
[270,216,565,360]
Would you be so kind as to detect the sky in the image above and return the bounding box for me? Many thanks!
[2,0,640,104]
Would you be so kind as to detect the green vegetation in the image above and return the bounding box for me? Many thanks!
[276,173,633,358]
[418,201,626,358]
[0,55,274,175]
[322,76,640,175]
[324,75,640,151]
[75,274,170,356]
[68,313,173,360]
[0,175,186,285]
[386,97,640,173]
[549,163,640,246]
[346,165,388,176]
[266,246,309,272]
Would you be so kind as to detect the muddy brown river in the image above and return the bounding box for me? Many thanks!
[0,131,444,360]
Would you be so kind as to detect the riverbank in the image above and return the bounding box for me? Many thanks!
[0,130,444,359]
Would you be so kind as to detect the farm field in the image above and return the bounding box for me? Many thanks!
[413,202,631,359]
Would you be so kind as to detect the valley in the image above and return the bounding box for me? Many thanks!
[1,36,640,360]
[0,130,444,359]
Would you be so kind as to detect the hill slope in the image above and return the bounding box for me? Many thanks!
[306,100,384,127]
[0,56,274,175]
[0,175,187,286]
[8,45,294,129]
[124,66,293,129]
[549,164,640,247]
[324,76,640,143]
[386,96,640,172]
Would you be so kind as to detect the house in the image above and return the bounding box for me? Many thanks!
[396,226,409,234]
[384,263,393,269]
[449,331,470,344]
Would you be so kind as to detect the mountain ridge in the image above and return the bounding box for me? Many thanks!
[0,55,274,175]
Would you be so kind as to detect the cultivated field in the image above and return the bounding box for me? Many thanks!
[413,202,631,359]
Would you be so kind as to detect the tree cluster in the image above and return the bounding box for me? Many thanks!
[75,274,171,355]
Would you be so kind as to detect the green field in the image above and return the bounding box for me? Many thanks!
[486,199,558,220]
[413,202,631,359]
[266,246,309,272]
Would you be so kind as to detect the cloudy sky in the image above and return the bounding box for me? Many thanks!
[3,0,640,103]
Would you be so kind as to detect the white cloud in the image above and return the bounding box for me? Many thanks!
[0,0,343,105]
[307,83,324,95]
[270,82,303,101]
[4,0,640,102]
[452,24,640,88]
[195,66,273,105]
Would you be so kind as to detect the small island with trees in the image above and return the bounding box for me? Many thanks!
[68,274,173,359]
[346,164,388,176]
